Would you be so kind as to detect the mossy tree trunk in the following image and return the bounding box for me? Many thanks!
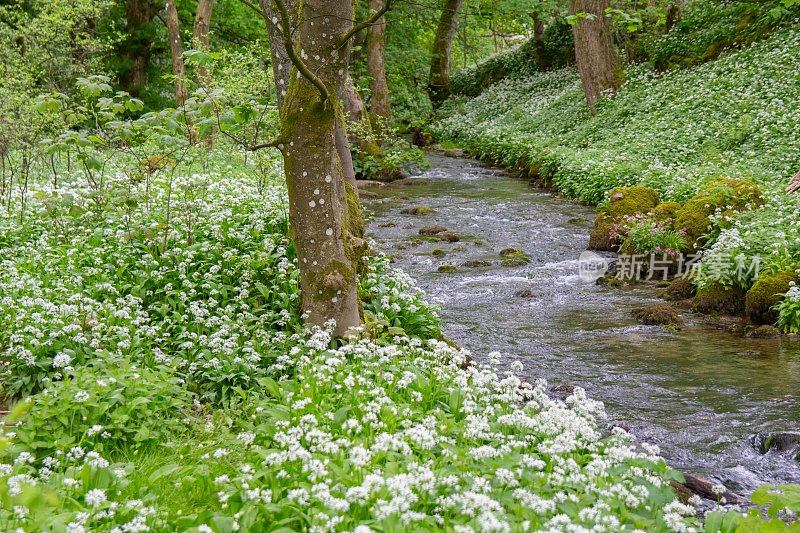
[165,0,188,106]
[262,0,365,335]
[569,0,623,111]
[428,0,465,108]
[367,0,390,122]
[263,0,358,185]
[120,0,164,96]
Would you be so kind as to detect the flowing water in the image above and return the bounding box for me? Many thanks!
[364,154,800,494]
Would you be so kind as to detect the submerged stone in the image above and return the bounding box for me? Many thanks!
[401,205,434,215]
[514,289,536,298]
[419,225,448,236]
[751,431,800,460]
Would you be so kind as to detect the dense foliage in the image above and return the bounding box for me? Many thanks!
[0,146,715,531]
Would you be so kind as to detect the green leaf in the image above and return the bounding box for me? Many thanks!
[148,463,182,483]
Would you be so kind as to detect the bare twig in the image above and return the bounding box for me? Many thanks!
[339,0,394,45]
[206,90,284,151]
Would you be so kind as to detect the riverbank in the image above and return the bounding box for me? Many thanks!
[427,23,800,336]
[362,154,800,497]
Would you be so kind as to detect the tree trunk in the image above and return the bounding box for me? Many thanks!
[121,0,163,95]
[165,0,188,106]
[193,0,215,86]
[262,0,357,185]
[569,0,623,111]
[262,0,364,335]
[428,0,464,108]
[530,12,547,68]
[367,0,390,122]
[261,0,292,108]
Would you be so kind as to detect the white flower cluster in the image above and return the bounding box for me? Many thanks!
[206,329,698,531]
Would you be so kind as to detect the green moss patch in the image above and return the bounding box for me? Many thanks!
[745,272,797,325]
[692,282,746,315]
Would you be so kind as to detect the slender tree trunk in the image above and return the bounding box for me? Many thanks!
[165,0,188,106]
[569,0,623,111]
[367,0,390,122]
[262,0,365,335]
[530,13,547,68]
[262,0,292,108]
[193,0,215,85]
[193,0,216,144]
[428,0,464,108]
[121,0,163,95]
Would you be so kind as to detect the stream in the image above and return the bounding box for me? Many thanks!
[363,154,800,494]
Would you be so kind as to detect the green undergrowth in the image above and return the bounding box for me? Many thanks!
[0,146,716,531]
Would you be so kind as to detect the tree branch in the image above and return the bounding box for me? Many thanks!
[339,0,394,45]
[270,0,330,103]
[237,0,266,21]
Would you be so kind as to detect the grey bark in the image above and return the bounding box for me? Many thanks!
[262,0,365,335]
[367,0,390,121]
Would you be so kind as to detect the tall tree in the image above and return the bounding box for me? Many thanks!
[367,0,390,122]
[120,0,164,95]
[428,0,465,108]
[569,0,623,111]
[165,0,188,106]
[193,0,216,85]
[257,0,390,335]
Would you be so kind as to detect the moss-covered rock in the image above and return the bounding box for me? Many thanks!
[401,205,434,215]
[437,231,461,243]
[632,303,684,327]
[606,186,660,219]
[747,325,781,339]
[674,195,714,249]
[437,264,458,273]
[499,248,530,267]
[588,187,659,252]
[650,201,682,224]
[745,272,797,325]
[596,274,625,288]
[462,259,493,268]
[702,178,763,209]
[588,213,617,251]
[661,278,696,301]
[675,178,764,250]
[692,282,746,315]
[431,248,446,258]
[419,225,447,236]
